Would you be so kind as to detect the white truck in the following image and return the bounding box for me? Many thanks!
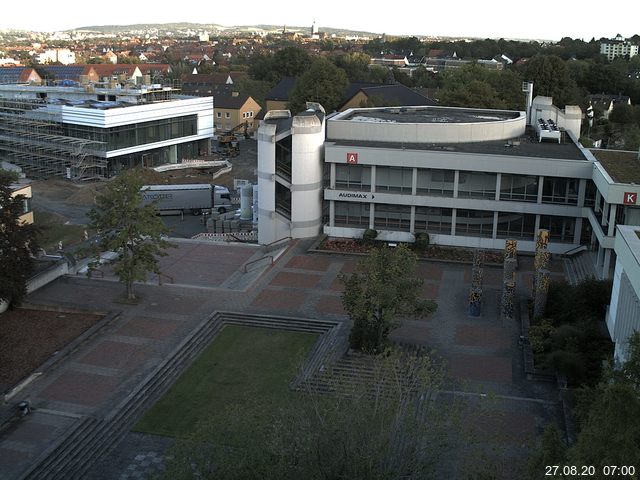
[141,184,233,215]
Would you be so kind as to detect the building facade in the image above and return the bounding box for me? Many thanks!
[214,93,261,133]
[0,84,213,179]
[607,225,640,363]
[600,37,639,61]
[257,99,640,280]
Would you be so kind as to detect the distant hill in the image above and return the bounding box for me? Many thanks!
[74,22,380,38]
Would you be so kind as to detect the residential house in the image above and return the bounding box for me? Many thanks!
[339,83,436,111]
[587,94,632,119]
[265,76,297,111]
[38,65,99,83]
[214,92,261,133]
[0,67,42,84]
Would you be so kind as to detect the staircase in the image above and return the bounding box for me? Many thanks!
[19,312,348,480]
[563,251,597,285]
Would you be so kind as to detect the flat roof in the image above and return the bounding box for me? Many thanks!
[590,149,640,184]
[339,106,520,124]
[331,128,587,161]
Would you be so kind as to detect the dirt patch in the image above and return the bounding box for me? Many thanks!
[0,308,103,393]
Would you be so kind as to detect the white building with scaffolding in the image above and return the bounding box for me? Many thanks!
[0,83,213,179]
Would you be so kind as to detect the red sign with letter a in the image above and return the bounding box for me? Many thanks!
[624,192,638,205]
[346,152,358,164]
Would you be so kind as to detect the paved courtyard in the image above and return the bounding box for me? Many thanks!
[0,238,564,479]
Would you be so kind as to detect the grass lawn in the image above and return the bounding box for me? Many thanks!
[133,325,318,438]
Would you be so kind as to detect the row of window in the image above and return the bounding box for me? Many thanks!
[333,201,576,242]
[215,111,254,119]
[334,165,580,205]
[63,115,198,152]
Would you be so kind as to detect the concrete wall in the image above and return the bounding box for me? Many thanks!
[290,112,325,239]
[530,96,582,139]
[328,107,526,144]
[607,225,640,362]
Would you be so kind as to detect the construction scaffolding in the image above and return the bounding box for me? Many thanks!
[0,98,106,179]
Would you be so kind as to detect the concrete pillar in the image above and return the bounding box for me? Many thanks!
[329,200,335,227]
[371,165,376,193]
[608,204,617,237]
[495,173,502,201]
[412,167,418,196]
[453,170,459,198]
[492,211,499,239]
[410,205,416,234]
[601,201,609,227]
[369,202,375,229]
[451,209,457,236]
[537,176,544,204]
[330,163,336,189]
[595,189,601,213]
[574,218,583,245]
[578,179,586,207]
[603,249,612,279]
[169,145,178,164]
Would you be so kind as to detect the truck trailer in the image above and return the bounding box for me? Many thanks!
[141,184,233,215]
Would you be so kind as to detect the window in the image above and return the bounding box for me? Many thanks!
[335,164,371,191]
[375,166,413,193]
[414,207,452,234]
[225,112,230,118]
[334,201,370,228]
[539,215,575,243]
[455,209,494,237]
[216,112,221,118]
[500,174,538,202]
[542,177,578,205]
[416,168,454,197]
[496,212,536,240]
[249,111,254,117]
[457,171,497,199]
[373,204,411,231]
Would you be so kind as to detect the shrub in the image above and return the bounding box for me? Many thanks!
[362,228,378,244]
[414,232,430,252]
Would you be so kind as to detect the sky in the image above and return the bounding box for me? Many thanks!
[1,0,638,41]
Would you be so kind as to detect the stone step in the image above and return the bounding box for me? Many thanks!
[22,316,226,480]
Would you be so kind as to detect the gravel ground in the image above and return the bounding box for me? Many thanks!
[0,308,103,393]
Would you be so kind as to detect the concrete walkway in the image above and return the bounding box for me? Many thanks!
[0,239,564,479]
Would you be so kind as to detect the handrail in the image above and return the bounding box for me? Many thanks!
[226,233,251,243]
[263,236,292,248]
[562,244,587,257]
[243,255,273,273]
[262,236,292,253]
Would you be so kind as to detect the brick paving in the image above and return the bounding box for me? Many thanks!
[454,324,511,349]
[449,353,513,383]
[0,239,566,479]
[115,317,181,340]
[38,370,122,407]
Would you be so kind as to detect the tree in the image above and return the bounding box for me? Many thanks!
[161,349,458,480]
[568,332,640,465]
[288,57,349,114]
[0,170,40,308]
[523,54,579,107]
[341,244,437,353]
[88,168,173,300]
